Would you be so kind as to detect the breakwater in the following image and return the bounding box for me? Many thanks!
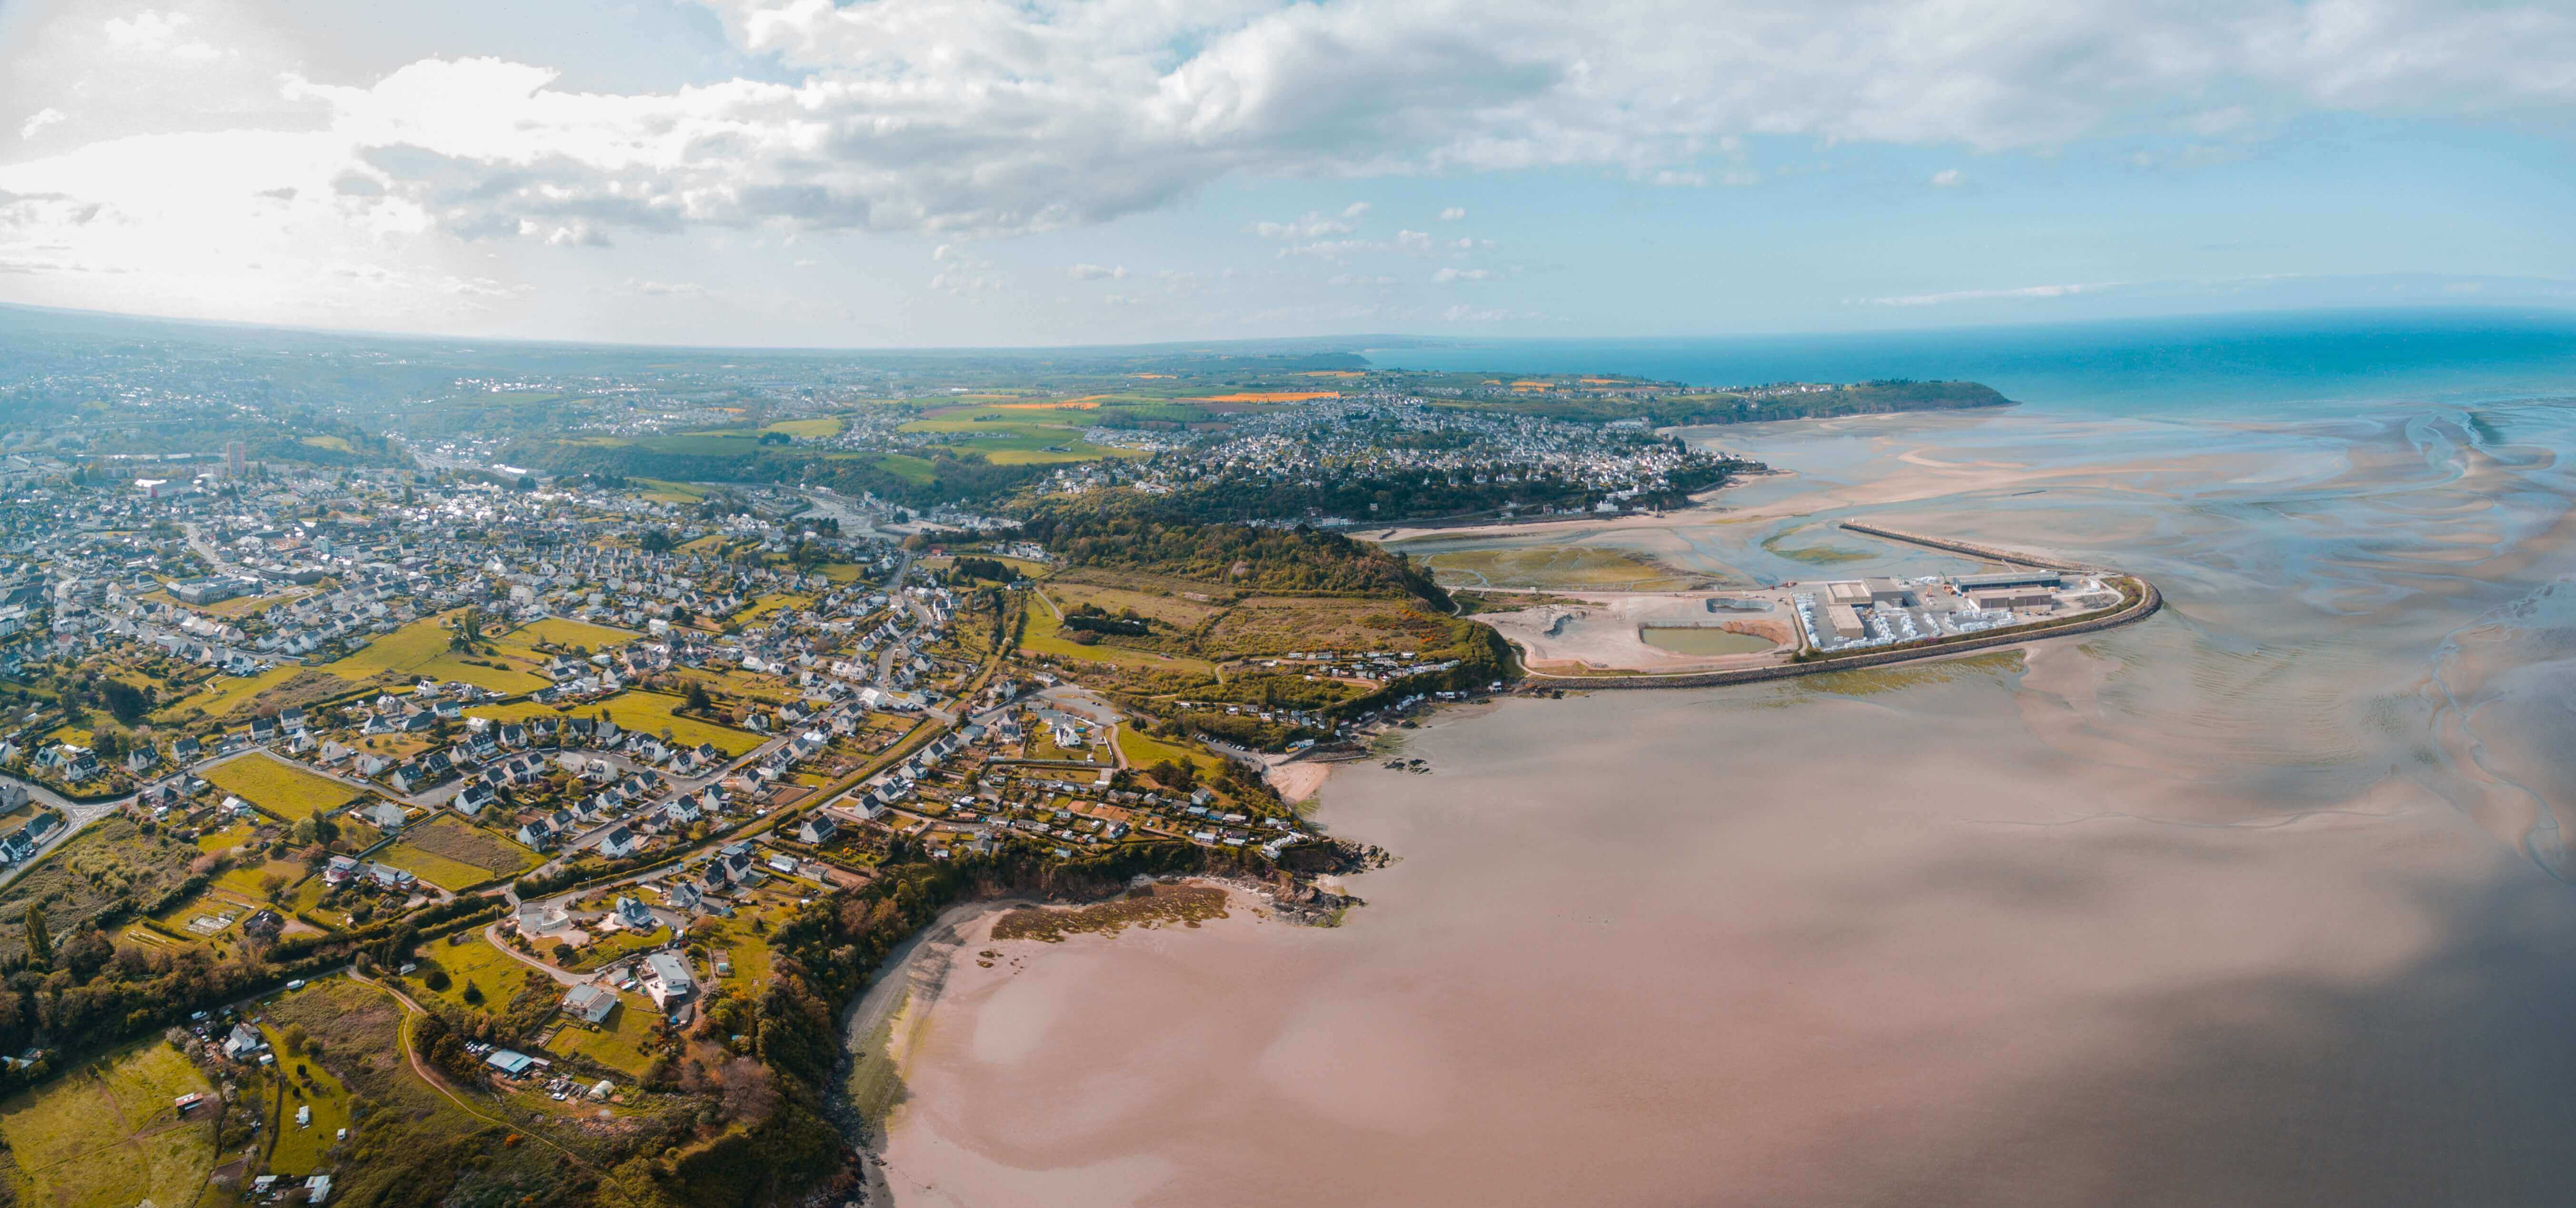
[1510,524,2160,689]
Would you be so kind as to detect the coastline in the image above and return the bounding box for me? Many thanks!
[838,876,1361,1203]
[827,342,2576,1208]
[840,898,1032,1204]
[1363,475,1780,546]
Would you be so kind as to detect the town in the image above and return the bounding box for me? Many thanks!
[0,310,2005,1208]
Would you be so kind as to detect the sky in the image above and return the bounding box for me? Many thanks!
[1,0,2574,348]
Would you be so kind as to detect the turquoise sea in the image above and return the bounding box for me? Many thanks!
[1369,307,2576,414]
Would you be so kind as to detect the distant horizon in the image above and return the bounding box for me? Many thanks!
[9,295,2576,364]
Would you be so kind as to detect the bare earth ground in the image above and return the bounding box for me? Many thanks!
[1477,592,1790,673]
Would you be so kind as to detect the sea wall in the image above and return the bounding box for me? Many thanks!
[1518,580,2158,690]
[1513,568,2162,692]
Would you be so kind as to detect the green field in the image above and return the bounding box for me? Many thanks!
[261,979,566,1207]
[261,1026,354,1176]
[0,819,198,960]
[1021,599,1216,675]
[410,653,549,693]
[1424,544,1703,590]
[141,587,304,619]
[504,616,636,652]
[1114,726,1227,779]
[378,818,540,890]
[202,752,358,821]
[0,1040,217,1208]
[470,690,764,757]
[212,853,310,900]
[895,407,1154,466]
[638,431,768,456]
[549,989,661,1076]
[636,478,709,503]
[322,615,454,678]
[193,819,263,854]
[320,613,552,691]
[761,416,844,439]
[157,664,341,721]
[871,453,936,483]
[737,591,815,625]
[567,925,672,973]
[413,934,549,1014]
[686,893,803,989]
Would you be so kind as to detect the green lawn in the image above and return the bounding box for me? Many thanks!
[897,414,1146,465]
[409,653,550,693]
[636,478,708,503]
[260,1027,354,1176]
[638,432,767,457]
[373,844,490,892]
[548,990,661,1077]
[376,817,541,891]
[736,591,814,625]
[689,896,802,988]
[411,935,549,1015]
[473,690,764,757]
[193,819,263,854]
[322,613,551,691]
[321,615,454,679]
[0,1040,217,1208]
[201,752,357,821]
[872,453,936,483]
[566,925,672,973]
[505,617,637,651]
[1114,726,1226,779]
[156,663,325,720]
[1021,600,1215,675]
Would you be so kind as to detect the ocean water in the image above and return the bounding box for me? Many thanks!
[1367,307,2576,415]
[864,310,2576,1207]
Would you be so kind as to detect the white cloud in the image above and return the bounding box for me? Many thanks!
[1442,304,1508,322]
[25,0,2570,254]
[1252,211,1359,239]
[1432,267,1495,283]
[1930,168,1964,187]
[1068,262,1127,280]
[3,0,2576,336]
[102,9,221,62]
[1866,281,2118,306]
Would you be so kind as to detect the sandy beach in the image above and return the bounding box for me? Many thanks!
[1262,760,1332,802]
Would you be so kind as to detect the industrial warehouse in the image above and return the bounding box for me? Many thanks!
[1474,561,2141,677]
[1791,569,2126,653]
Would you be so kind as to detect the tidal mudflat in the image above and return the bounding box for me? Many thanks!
[862,392,2576,1207]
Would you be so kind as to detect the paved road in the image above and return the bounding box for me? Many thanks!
[0,773,129,891]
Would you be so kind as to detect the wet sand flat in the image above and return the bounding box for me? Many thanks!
[870,394,2576,1207]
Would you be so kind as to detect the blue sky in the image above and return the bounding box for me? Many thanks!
[2,0,2574,346]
